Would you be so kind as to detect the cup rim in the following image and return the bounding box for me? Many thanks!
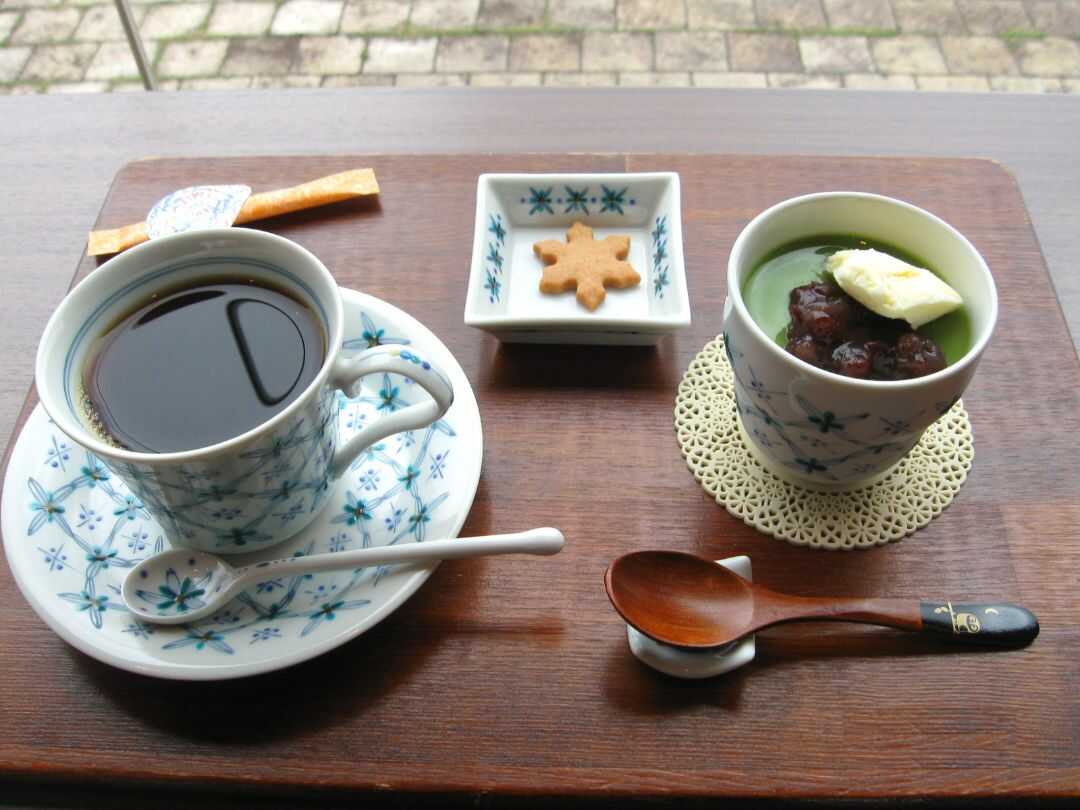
[35,228,345,465]
[726,191,998,391]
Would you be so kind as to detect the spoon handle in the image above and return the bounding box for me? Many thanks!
[234,528,565,582]
[762,595,1039,648]
[918,601,1039,647]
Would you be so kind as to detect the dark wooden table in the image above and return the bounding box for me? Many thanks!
[1,89,1079,808]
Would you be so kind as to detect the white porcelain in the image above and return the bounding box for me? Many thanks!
[627,556,756,679]
[124,529,564,624]
[464,172,691,345]
[3,288,482,680]
[34,229,454,553]
[724,192,997,491]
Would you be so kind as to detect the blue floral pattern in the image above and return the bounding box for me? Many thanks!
[8,299,471,673]
[518,185,637,216]
[650,215,671,299]
[724,331,953,483]
[480,211,507,304]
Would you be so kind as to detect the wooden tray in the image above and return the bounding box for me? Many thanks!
[2,155,1079,803]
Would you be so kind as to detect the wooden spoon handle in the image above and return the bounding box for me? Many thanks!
[760,596,1039,648]
[919,601,1039,648]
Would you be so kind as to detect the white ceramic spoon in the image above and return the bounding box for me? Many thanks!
[122,528,565,625]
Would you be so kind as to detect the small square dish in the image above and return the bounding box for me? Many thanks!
[463,172,691,345]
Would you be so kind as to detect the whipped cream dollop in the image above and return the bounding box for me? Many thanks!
[826,248,963,329]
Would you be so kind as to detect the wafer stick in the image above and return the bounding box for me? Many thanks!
[87,168,380,256]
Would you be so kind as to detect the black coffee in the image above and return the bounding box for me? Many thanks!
[82,277,325,453]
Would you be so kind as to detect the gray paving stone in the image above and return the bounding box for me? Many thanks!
[768,72,843,87]
[618,0,686,29]
[46,80,108,92]
[542,71,617,86]
[141,3,210,39]
[916,73,991,89]
[75,5,147,41]
[0,11,18,42]
[844,71,917,88]
[581,31,652,71]
[271,0,342,35]
[470,71,542,86]
[686,0,754,29]
[20,42,95,80]
[692,70,766,86]
[7,0,1066,97]
[728,32,801,71]
[0,45,31,81]
[86,39,159,78]
[436,35,509,71]
[1015,36,1080,75]
[410,0,479,30]
[655,31,726,71]
[321,73,393,85]
[477,0,545,28]
[989,74,1062,91]
[871,34,946,72]
[510,33,580,71]
[799,35,873,72]
[619,70,691,85]
[220,37,296,75]
[297,34,364,73]
[1027,2,1080,37]
[956,0,1030,34]
[180,76,253,89]
[940,35,1018,73]
[824,0,896,29]
[251,74,323,87]
[396,72,467,86]
[756,0,826,30]
[207,2,277,36]
[364,36,437,72]
[548,0,614,31]
[10,8,80,43]
[158,39,228,77]
[893,0,966,33]
[340,0,408,32]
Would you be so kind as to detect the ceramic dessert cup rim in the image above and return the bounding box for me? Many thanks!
[35,228,345,467]
[727,191,999,391]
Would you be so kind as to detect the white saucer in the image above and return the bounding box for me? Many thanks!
[626,556,756,679]
[1,288,482,680]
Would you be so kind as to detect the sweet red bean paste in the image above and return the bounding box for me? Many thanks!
[786,278,945,380]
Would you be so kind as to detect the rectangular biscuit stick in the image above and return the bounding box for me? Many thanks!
[87,168,380,256]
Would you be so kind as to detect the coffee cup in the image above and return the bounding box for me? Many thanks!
[35,228,453,553]
[724,192,997,491]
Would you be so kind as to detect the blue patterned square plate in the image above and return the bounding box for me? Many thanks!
[1,289,482,680]
[464,172,691,345]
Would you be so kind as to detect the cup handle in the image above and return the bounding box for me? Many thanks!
[328,345,454,479]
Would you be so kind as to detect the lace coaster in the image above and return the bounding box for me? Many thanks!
[674,336,974,550]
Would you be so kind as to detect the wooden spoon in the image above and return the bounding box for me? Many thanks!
[604,551,1039,650]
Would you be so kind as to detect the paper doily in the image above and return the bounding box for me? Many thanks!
[674,336,974,550]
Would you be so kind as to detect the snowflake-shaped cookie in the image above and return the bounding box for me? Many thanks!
[532,221,641,311]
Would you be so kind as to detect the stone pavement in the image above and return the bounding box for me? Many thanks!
[1,0,1080,94]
